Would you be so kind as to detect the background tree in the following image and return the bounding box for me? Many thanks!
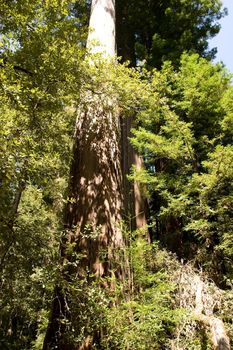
[116,0,226,234]
[117,0,226,68]
[130,53,233,283]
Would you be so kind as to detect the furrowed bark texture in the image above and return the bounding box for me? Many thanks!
[43,1,124,349]
[64,94,123,278]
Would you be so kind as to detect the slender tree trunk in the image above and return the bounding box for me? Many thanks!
[116,2,148,234]
[43,1,124,349]
[120,115,148,231]
[0,165,27,271]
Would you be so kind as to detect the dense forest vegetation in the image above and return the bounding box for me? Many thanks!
[0,0,232,349]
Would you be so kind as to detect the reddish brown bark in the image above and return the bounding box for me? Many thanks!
[43,93,124,350]
[116,3,148,235]
[120,114,149,239]
[64,98,124,275]
[43,1,124,349]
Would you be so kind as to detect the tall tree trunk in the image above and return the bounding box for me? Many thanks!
[43,1,124,349]
[116,2,148,234]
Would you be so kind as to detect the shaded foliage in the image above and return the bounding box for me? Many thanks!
[117,0,226,67]
[131,53,233,284]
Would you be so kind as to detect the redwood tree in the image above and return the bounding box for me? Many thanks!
[43,1,124,349]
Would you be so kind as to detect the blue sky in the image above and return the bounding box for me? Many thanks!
[209,0,233,73]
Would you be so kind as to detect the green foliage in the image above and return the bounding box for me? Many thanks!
[130,53,233,283]
[41,228,185,350]
[101,233,183,350]
[0,1,88,348]
[0,185,59,349]
[185,145,233,276]
[117,0,226,67]
[173,54,230,142]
